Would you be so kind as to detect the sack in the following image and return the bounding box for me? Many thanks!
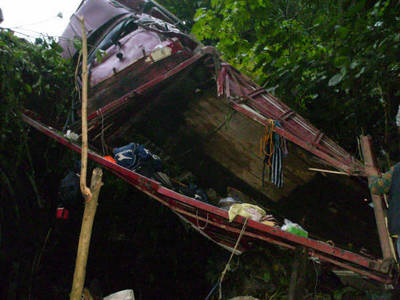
[228,203,266,222]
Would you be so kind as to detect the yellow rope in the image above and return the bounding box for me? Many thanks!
[218,218,248,300]
[260,120,275,166]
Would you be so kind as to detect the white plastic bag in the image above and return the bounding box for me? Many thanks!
[396,104,400,128]
[104,289,135,300]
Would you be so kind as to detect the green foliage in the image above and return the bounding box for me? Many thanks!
[0,30,76,298]
[0,31,74,126]
[1,3,399,297]
[192,0,400,160]
[157,0,211,28]
[0,30,221,300]
[0,30,74,203]
[95,49,107,63]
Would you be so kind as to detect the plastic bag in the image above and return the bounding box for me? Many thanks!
[104,289,135,300]
[396,104,400,128]
[218,196,241,210]
[228,203,266,222]
[281,219,308,238]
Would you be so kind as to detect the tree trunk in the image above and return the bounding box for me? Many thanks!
[70,16,102,300]
[70,168,103,300]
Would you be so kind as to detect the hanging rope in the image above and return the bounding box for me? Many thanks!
[259,120,275,166]
[100,109,107,156]
[260,120,286,188]
[196,210,209,230]
[218,218,248,300]
[260,120,275,187]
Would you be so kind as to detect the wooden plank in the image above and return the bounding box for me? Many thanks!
[181,90,317,201]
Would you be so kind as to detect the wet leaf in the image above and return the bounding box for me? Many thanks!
[328,73,344,86]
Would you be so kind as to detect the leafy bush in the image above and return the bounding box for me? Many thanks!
[0,30,75,298]
[0,29,74,206]
[192,0,400,162]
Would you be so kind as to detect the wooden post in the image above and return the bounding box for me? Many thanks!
[70,17,103,300]
[360,135,395,270]
[70,168,103,300]
[79,16,92,202]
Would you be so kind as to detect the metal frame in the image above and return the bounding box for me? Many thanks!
[86,46,217,122]
[84,47,365,177]
[22,114,396,285]
[217,64,364,176]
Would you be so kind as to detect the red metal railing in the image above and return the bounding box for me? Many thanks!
[22,114,396,285]
[84,47,365,176]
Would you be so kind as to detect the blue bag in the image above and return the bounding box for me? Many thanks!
[113,143,162,174]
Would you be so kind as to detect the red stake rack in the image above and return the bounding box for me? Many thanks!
[22,114,398,287]
[84,47,365,177]
[216,64,365,176]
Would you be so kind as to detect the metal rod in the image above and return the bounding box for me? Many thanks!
[308,168,349,175]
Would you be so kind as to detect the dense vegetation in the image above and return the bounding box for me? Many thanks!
[0,30,74,298]
[1,0,400,298]
[162,0,400,164]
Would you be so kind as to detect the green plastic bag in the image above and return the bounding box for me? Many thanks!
[281,219,308,238]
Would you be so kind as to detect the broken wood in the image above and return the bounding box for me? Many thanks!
[70,168,103,300]
[360,135,395,270]
[70,17,103,300]
[79,16,92,202]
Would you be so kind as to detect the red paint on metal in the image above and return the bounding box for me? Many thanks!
[22,114,395,285]
[87,46,217,121]
[278,110,295,122]
[309,251,391,284]
[220,65,364,175]
[86,47,363,178]
[230,103,353,173]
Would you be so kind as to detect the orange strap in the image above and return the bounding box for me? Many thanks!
[259,120,275,166]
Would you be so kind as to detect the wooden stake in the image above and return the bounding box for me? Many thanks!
[79,16,92,202]
[70,168,103,300]
[360,135,395,271]
[70,17,103,300]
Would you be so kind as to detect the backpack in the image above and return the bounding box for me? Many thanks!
[113,143,162,177]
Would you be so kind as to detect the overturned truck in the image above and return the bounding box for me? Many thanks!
[24,0,399,290]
